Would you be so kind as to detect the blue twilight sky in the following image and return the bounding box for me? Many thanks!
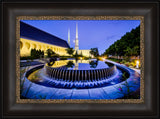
[21,20,140,54]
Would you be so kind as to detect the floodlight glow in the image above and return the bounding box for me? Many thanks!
[136,60,140,68]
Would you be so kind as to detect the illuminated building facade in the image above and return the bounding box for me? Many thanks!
[74,23,91,57]
[20,21,70,57]
[20,21,91,57]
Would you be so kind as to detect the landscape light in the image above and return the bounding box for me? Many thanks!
[102,57,105,61]
[136,60,140,68]
[91,55,94,58]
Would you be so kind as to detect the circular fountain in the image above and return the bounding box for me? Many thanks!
[26,60,121,89]
[21,59,140,99]
[45,60,117,82]
[40,60,118,88]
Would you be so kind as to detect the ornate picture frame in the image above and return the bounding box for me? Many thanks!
[16,16,144,104]
[1,0,159,118]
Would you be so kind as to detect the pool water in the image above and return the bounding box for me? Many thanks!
[47,60,109,70]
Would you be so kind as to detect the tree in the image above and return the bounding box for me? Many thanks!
[31,48,37,58]
[65,48,75,56]
[103,25,140,57]
[46,49,55,58]
[31,48,44,59]
[75,50,78,57]
[90,48,99,57]
[124,46,139,57]
[80,51,83,57]
[132,46,139,56]
[114,43,119,59]
[124,47,133,56]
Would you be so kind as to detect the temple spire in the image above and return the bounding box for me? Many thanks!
[68,28,70,46]
[75,22,79,53]
[76,22,78,39]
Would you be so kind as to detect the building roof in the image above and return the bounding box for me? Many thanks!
[20,21,70,48]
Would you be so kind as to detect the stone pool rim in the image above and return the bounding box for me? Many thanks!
[44,63,117,82]
[21,61,140,99]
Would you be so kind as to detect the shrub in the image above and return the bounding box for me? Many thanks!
[31,48,44,59]
[46,49,56,58]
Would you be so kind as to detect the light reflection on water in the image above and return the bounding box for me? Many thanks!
[47,60,109,70]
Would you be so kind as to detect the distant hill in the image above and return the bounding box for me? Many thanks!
[103,25,140,56]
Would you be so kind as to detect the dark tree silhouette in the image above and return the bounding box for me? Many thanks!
[65,48,75,56]
[46,49,56,58]
[90,48,99,57]
[103,25,140,57]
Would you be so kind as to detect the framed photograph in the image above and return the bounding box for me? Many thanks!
[1,0,159,118]
[17,16,143,103]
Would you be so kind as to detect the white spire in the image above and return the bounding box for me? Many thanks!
[68,28,70,46]
[75,22,79,53]
[76,22,78,39]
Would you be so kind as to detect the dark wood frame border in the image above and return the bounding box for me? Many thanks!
[16,16,144,104]
[1,0,159,118]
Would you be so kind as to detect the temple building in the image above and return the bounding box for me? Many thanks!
[73,23,91,57]
[20,21,70,57]
[20,21,91,57]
